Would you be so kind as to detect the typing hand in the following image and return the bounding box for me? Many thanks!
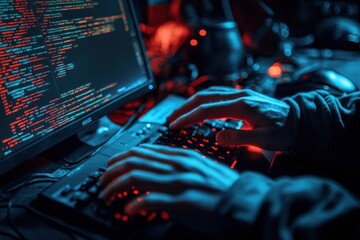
[100,144,240,234]
[167,86,293,151]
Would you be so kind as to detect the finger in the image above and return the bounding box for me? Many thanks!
[101,170,173,200]
[108,145,209,176]
[141,143,200,158]
[216,128,284,150]
[107,145,185,167]
[124,192,176,217]
[206,86,241,93]
[169,99,244,129]
[140,144,220,177]
[100,157,175,186]
[167,91,244,123]
[141,144,218,171]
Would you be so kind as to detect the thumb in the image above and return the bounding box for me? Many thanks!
[216,129,260,148]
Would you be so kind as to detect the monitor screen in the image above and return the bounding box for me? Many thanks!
[0,0,154,175]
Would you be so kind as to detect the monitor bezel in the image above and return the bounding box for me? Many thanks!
[0,0,155,176]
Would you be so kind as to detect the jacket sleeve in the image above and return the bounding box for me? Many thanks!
[283,90,360,171]
[215,172,360,240]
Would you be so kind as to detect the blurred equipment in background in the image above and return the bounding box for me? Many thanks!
[230,0,292,57]
[275,68,359,98]
[231,0,360,52]
[134,0,172,26]
[176,0,244,81]
[296,0,359,37]
[314,16,360,51]
[134,0,360,98]
[140,0,244,86]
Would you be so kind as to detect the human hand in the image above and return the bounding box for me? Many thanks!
[167,86,293,151]
[100,144,240,234]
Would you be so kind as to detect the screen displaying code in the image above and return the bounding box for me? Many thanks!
[0,0,147,159]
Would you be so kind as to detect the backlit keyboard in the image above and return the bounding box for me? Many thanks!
[155,119,243,167]
[37,96,270,239]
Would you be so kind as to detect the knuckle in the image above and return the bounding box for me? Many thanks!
[127,170,141,183]
[128,149,138,156]
[131,147,144,156]
[236,98,249,109]
[193,92,206,101]
[188,149,202,159]
[207,86,222,92]
[186,150,197,158]
[241,89,254,96]
[198,104,209,113]
[123,158,136,169]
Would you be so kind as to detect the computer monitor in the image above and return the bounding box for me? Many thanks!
[0,0,155,175]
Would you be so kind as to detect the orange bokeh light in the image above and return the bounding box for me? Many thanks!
[268,63,283,78]
[199,29,207,37]
[190,39,198,46]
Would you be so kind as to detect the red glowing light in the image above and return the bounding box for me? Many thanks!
[114,213,122,220]
[161,211,170,220]
[147,212,157,222]
[190,39,198,46]
[242,32,253,47]
[199,29,207,37]
[122,215,129,222]
[247,145,263,154]
[230,160,238,169]
[268,63,283,78]
[140,210,148,216]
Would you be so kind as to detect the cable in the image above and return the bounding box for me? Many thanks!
[2,175,60,195]
[0,230,20,240]
[5,179,59,194]
[0,203,84,240]
[121,101,146,132]
[258,0,274,18]
[7,201,26,240]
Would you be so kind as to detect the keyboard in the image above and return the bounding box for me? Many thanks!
[155,119,243,166]
[36,95,270,239]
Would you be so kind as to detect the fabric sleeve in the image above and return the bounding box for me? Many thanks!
[283,90,360,170]
[215,172,360,240]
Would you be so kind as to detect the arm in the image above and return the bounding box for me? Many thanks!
[168,87,360,172]
[285,90,360,170]
[218,173,360,240]
[100,144,360,239]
